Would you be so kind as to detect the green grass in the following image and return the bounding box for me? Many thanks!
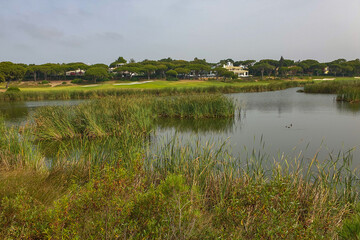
[0,80,308,101]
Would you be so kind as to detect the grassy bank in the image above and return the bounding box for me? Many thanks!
[0,80,307,101]
[1,94,360,239]
[304,80,360,103]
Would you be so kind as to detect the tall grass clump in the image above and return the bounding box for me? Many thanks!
[0,118,44,170]
[304,81,344,93]
[337,86,360,103]
[153,94,235,118]
[32,94,236,141]
[304,80,360,102]
[32,97,154,141]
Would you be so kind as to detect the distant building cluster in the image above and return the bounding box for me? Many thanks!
[65,69,85,76]
[223,62,249,77]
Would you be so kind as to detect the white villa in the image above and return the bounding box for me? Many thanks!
[223,62,249,77]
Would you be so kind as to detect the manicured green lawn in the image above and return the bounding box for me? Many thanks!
[3,80,272,92]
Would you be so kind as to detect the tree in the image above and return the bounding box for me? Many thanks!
[85,67,109,83]
[340,63,353,76]
[288,66,303,79]
[0,62,26,88]
[166,70,177,80]
[115,64,142,79]
[252,63,275,79]
[348,59,360,76]
[329,64,342,76]
[174,68,190,79]
[156,64,168,79]
[0,73,5,83]
[91,63,108,69]
[219,58,234,66]
[142,64,157,80]
[188,64,211,79]
[109,57,127,68]
[310,63,326,76]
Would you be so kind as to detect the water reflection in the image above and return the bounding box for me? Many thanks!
[0,101,29,124]
[0,99,86,125]
[336,101,360,114]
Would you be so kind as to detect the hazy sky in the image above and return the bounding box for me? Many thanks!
[0,0,359,64]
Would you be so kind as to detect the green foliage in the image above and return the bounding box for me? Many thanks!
[339,208,360,239]
[0,61,27,83]
[166,70,178,80]
[5,87,20,92]
[41,80,50,84]
[70,78,83,84]
[62,81,67,85]
[85,67,109,83]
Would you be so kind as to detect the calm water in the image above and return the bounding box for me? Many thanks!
[155,88,360,168]
[0,99,85,125]
[1,88,360,167]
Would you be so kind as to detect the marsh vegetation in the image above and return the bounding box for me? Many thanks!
[1,91,360,239]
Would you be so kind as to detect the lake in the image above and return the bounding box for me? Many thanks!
[1,88,360,168]
[154,88,360,168]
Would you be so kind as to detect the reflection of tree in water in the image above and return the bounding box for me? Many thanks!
[155,117,235,134]
[336,102,360,114]
[0,102,29,122]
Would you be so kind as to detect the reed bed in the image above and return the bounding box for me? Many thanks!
[32,94,235,140]
[337,86,360,103]
[304,80,360,103]
[32,97,154,141]
[153,94,235,119]
[0,119,45,170]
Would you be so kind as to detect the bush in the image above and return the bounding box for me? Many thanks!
[166,70,178,81]
[5,87,20,92]
[166,76,179,81]
[71,79,83,84]
[62,82,67,85]
[41,80,50,84]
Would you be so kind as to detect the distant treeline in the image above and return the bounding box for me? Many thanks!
[1,57,360,86]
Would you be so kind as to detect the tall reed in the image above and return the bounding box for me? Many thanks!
[32,94,235,141]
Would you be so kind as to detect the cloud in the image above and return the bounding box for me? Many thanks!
[97,32,123,41]
[16,21,64,40]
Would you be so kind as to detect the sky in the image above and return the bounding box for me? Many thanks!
[0,0,359,64]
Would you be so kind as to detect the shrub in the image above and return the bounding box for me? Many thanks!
[71,78,83,84]
[5,87,20,92]
[62,82,67,85]
[166,76,179,81]
[41,80,50,84]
